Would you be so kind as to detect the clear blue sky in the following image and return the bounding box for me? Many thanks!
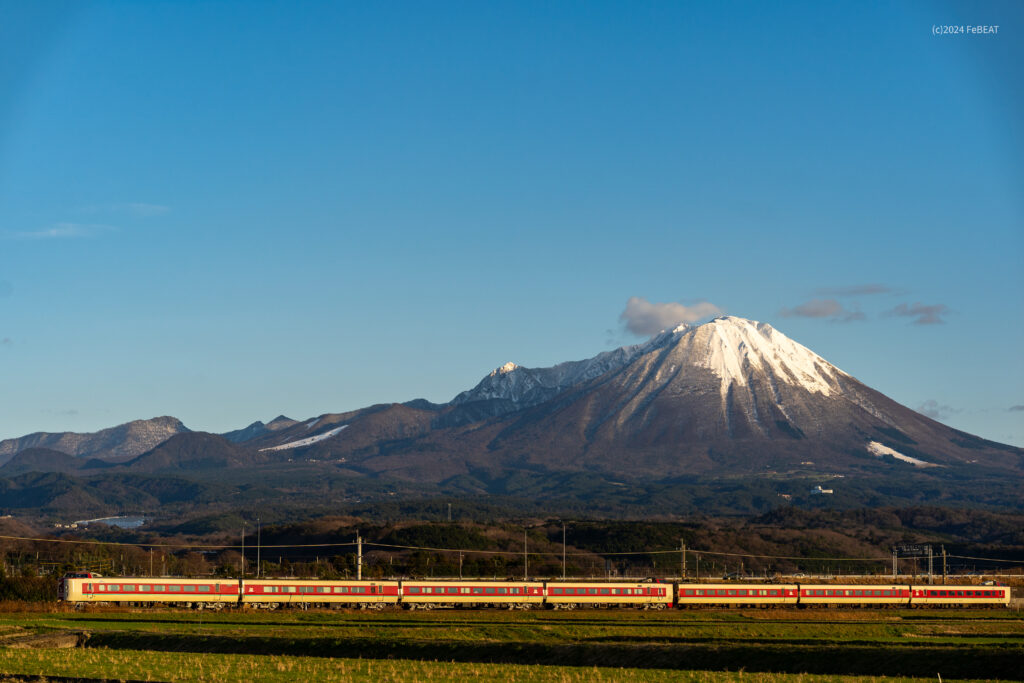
[1,1,1022,445]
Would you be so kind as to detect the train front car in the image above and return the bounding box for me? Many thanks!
[61,577,240,606]
[241,579,399,608]
[676,583,798,607]
[798,584,910,607]
[910,585,1011,608]
[400,580,544,609]
[545,581,671,609]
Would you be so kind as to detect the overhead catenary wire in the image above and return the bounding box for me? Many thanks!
[5,532,1021,567]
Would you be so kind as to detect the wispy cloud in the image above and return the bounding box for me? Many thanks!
[917,400,960,421]
[620,296,722,336]
[6,223,115,240]
[79,202,169,217]
[885,302,949,325]
[1,337,11,347]
[1009,405,1024,412]
[779,298,865,323]
[815,284,900,297]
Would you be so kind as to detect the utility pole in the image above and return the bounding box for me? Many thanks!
[562,522,567,580]
[356,531,362,581]
[523,528,528,580]
[695,553,700,581]
[459,551,463,580]
[241,523,246,577]
[942,546,947,584]
[448,503,452,522]
[680,540,686,580]
[928,546,934,585]
[149,548,153,577]
[256,517,261,579]
[892,549,897,579]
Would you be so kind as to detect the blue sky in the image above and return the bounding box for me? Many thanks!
[1,1,1022,445]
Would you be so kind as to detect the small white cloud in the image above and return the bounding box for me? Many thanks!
[620,297,722,336]
[886,302,949,325]
[7,223,115,240]
[1,337,11,346]
[917,400,960,421]
[815,284,900,297]
[779,298,865,323]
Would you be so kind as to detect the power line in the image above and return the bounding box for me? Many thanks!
[3,533,1022,567]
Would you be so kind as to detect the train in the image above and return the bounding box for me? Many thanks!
[59,574,1010,610]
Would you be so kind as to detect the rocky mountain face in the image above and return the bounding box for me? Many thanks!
[0,417,189,465]
[221,415,298,443]
[2,317,1021,514]
[273,317,1023,485]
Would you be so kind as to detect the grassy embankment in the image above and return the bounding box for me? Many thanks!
[0,607,1021,681]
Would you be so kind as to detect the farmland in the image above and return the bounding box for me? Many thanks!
[0,607,1022,681]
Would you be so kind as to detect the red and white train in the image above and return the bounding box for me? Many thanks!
[58,574,1010,609]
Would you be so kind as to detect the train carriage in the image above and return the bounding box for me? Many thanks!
[241,579,399,607]
[798,584,910,606]
[61,577,239,604]
[400,580,544,608]
[910,585,1010,607]
[544,581,671,608]
[676,583,798,606]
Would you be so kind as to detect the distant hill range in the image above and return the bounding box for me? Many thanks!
[2,317,1021,516]
[0,417,188,465]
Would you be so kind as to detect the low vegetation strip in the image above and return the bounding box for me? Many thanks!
[0,609,1021,680]
[79,632,1023,679]
[0,650,1018,683]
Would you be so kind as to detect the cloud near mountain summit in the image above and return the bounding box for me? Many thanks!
[620,297,722,336]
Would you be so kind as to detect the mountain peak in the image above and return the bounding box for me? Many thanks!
[490,362,520,377]
[664,315,845,397]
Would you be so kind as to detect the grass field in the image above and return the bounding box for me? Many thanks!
[0,607,1021,682]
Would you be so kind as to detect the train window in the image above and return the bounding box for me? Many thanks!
[98,585,106,592]
[588,588,597,595]
[124,585,136,592]
[727,590,736,596]
[169,586,181,592]
[498,588,507,595]
[485,587,496,595]
[141,586,150,592]
[184,586,196,593]
[446,587,457,594]
[600,589,610,595]
[153,586,164,593]
[199,586,211,592]
[460,587,470,594]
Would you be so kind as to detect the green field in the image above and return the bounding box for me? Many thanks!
[1,607,1022,682]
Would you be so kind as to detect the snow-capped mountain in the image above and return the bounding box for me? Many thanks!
[442,328,688,426]
[291,316,1021,483]
[3,317,1021,511]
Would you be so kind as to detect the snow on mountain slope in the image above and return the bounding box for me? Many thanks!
[680,317,847,397]
[450,326,689,409]
[259,425,347,452]
[867,440,939,467]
